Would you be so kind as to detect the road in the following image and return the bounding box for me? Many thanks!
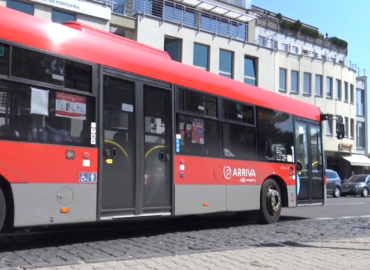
[282,196,370,219]
[0,196,369,270]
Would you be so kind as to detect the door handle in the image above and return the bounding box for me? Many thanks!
[112,148,117,157]
[159,151,165,161]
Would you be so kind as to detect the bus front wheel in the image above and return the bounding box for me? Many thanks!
[0,188,5,232]
[258,178,282,224]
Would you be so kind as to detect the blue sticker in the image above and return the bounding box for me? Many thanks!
[88,173,97,183]
[176,147,180,153]
[296,173,301,195]
[79,172,88,183]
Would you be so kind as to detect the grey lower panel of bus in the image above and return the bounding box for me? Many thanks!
[287,184,297,207]
[174,185,261,216]
[11,183,97,227]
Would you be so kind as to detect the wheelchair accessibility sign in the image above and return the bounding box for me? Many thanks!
[79,172,97,183]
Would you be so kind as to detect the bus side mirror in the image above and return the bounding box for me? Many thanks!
[336,123,345,139]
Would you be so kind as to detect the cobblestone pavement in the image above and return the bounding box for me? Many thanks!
[0,216,370,270]
[34,236,370,270]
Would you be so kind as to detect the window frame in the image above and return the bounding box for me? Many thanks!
[219,49,233,79]
[0,39,96,95]
[291,70,299,93]
[221,97,257,160]
[193,42,209,71]
[0,38,98,147]
[303,72,311,94]
[279,68,287,91]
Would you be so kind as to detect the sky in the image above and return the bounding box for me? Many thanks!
[252,0,370,143]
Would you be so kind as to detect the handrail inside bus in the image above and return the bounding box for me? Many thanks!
[104,139,131,168]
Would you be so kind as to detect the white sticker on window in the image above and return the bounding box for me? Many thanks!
[237,114,242,119]
[198,105,205,110]
[91,122,96,128]
[180,164,185,171]
[287,155,293,162]
[122,103,133,112]
[30,87,49,116]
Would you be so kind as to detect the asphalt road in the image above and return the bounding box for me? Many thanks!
[0,196,369,270]
[282,196,370,219]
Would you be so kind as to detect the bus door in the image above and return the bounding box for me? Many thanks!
[295,119,324,204]
[99,70,173,219]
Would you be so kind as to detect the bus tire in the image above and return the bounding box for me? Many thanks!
[0,188,5,232]
[258,178,282,224]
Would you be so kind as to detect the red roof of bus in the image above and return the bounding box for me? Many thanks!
[0,6,320,121]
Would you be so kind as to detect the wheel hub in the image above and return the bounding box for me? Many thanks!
[266,187,281,213]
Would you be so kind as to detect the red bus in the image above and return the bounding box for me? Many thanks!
[0,6,344,232]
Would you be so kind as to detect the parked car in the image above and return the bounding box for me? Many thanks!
[341,174,370,197]
[326,169,342,198]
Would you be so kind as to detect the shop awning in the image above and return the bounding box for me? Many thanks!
[339,154,370,166]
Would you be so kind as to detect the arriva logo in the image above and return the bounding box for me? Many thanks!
[223,166,256,180]
[223,166,232,180]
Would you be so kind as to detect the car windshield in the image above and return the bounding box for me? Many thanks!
[347,175,367,183]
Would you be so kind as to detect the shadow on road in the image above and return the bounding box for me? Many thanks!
[0,214,308,253]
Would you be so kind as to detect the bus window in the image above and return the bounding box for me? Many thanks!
[183,89,217,117]
[0,43,9,76]
[0,80,95,147]
[11,46,92,92]
[256,107,294,163]
[176,113,220,157]
[222,122,256,160]
[224,100,254,125]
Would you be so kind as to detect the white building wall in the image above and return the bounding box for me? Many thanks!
[0,0,5,6]
[136,17,276,91]
[275,51,356,153]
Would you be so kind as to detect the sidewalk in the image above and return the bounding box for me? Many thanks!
[35,236,370,270]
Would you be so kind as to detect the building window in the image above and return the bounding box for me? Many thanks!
[164,37,182,62]
[350,118,354,139]
[343,82,348,102]
[326,77,333,97]
[344,117,348,138]
[110,26,125,37]
[291,70,299,92]
[193,43,209,70]
[303,72,311,94]
[356,122,365,148]
[315,74,322,96]
[7,0,33,14]
[52,9,76,24]
[279,68,286,91]
[219,49,233,78]
[326,120,332,135]
[350,84,354,103]
[356,88,364,116]
[244,57,257,86]
[335,79,341,100]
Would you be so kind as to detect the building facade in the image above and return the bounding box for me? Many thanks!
[2,0,368,178]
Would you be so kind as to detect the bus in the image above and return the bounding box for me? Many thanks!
[0,6,344,232]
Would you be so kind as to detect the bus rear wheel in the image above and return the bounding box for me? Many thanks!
[0,188,5,232]
[258,178,281,224]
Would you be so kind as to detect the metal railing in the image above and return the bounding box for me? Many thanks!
[103,0,249,42]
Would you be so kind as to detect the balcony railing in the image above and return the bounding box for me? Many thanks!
[104,0,250,42]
